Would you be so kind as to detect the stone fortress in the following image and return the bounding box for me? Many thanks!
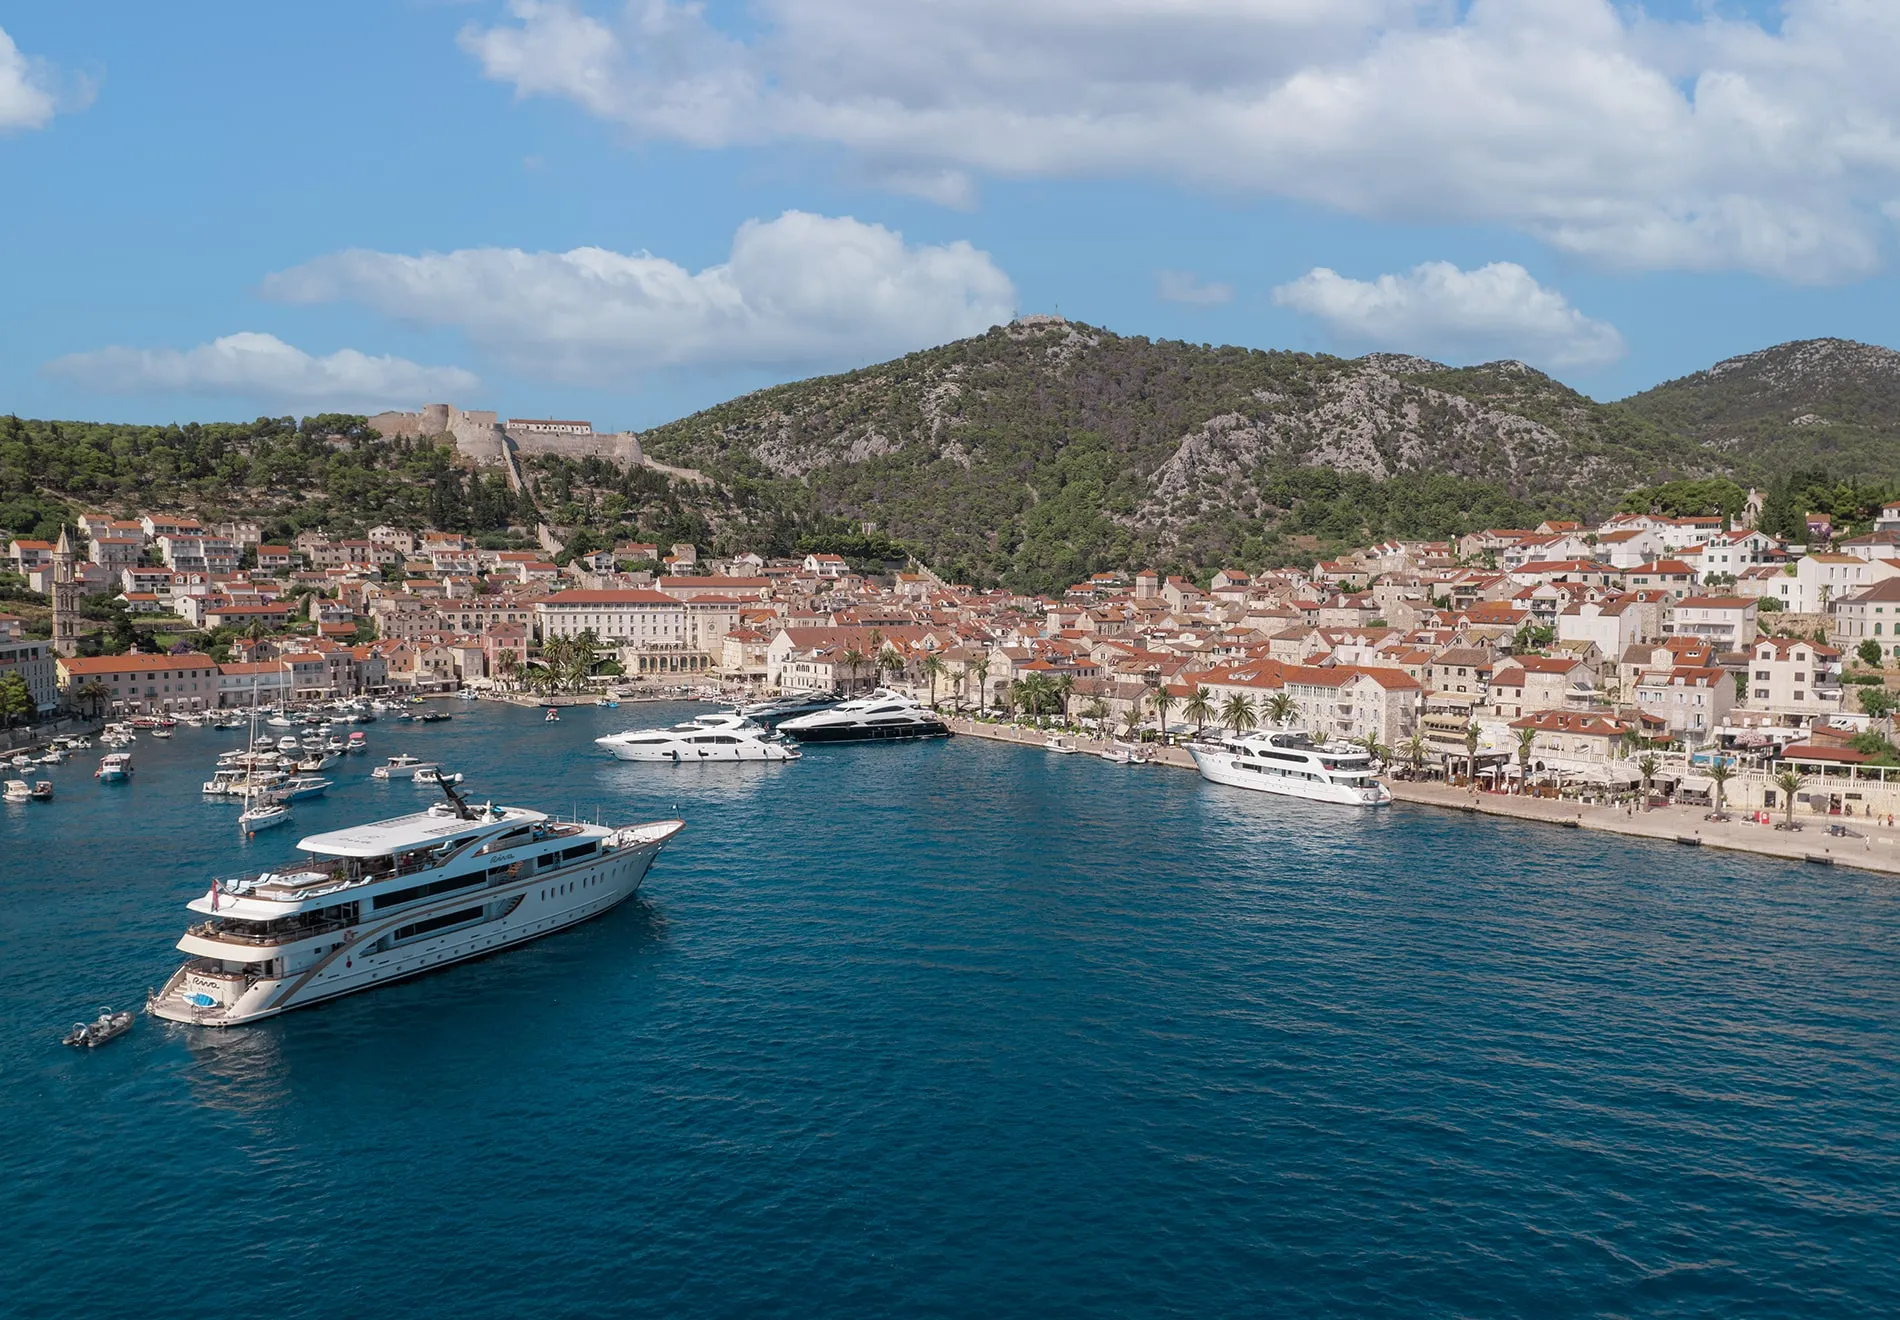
[366,404,644,468]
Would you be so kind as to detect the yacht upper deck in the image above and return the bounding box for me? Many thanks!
[296,804,546,858]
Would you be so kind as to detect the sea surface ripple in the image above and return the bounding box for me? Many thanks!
[2,702,1896,1317]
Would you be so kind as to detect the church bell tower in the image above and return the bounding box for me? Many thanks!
[51,525,81,658]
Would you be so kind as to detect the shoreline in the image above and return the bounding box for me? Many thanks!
[945,715,1900,878]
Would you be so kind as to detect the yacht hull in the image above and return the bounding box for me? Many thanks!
[782,722,949,743]
[605,745,799,762]
[1188,746,1391,806]
[148,824,679,1027]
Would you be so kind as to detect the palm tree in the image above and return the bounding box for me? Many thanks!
[75,679,111,719]
[877,644,904,690]
[1773,768,1805,829]
[565,629,601,690]
[1183,685,1215,735]
[1220,693,1257,736]
[1053,674,1075,726]
[1151,688,1176,741]
[921,653,944,709]
[1515,726,1538,795]
[1708,760,1735,817]
[841,647,866,694]
[971,658,991,714]
[494,650,520,691]
[1082,697,1110,732]
[1637,753,1661,810]
[1264,692,1295,729]
[1464,722,1482,793]
[1120,709,1141,740]
[1405,732,1426,778]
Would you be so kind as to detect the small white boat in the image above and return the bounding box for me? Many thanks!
[545,708,561,722]
[27,780,52,801]
[1096,747,1133,765]
[346,732,368,753]
[1045,737,1079,755]
[371,754,436,780]
[276,775,333,801]
[95,753,134,782]
[239,802,293,831]
[266,715,294,729]
[151,728,173,739]
[63,1007,134,1048]
[414,768,463,785]
[276,735,300,752]
[9,753,31,770]
[38,748,65,764]
[3,779,29,802]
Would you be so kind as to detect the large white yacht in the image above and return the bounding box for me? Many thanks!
[1188,730,1392,806]
[147,785,684,1026]
[778,689,951,743]
[595,711,801,763]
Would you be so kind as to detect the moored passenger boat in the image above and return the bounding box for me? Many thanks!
[147,785,684,1026]
[1187,730,1391,806]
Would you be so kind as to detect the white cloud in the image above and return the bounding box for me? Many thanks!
[0,25,59,130]
[261,210,1016,383]
[1155,270,1234,306]
[461,0,1900,283]
[1272,261,1626,370]
[44,333,481,410]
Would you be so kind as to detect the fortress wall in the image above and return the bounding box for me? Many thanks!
[506,428,643,465]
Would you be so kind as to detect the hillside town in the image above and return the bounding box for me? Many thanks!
[9,493,1900,821]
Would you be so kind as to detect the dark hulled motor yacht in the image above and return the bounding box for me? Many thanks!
[777,689,951,743]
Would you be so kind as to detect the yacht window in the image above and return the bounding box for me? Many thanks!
[561,843,597,862]
[538,853,559,870]
[372,870,486,911]
[392,906,484,942]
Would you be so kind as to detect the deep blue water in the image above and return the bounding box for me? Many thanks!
[2,702,1897,1318]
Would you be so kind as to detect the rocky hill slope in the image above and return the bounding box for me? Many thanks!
[1621,338,1900,477]
[639,319,1716,587]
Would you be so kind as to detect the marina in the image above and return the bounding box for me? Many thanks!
[5,700,1899,1316]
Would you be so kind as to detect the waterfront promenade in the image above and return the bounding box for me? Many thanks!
[947,715,1900,876]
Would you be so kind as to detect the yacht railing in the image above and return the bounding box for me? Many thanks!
[189,912,355,947]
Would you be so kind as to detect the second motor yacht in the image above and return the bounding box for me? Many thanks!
[778,689,951,744]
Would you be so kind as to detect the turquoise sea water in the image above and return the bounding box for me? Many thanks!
[2,702,1897,1318]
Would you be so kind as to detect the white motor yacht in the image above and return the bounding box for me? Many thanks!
[371,754,437,780]
[1187,730,1392,806]
[778,689,951,744]
[595,711,801,763]
[148,786,684,1026]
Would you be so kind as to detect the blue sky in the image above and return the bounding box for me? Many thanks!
[3,0,1899,430]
